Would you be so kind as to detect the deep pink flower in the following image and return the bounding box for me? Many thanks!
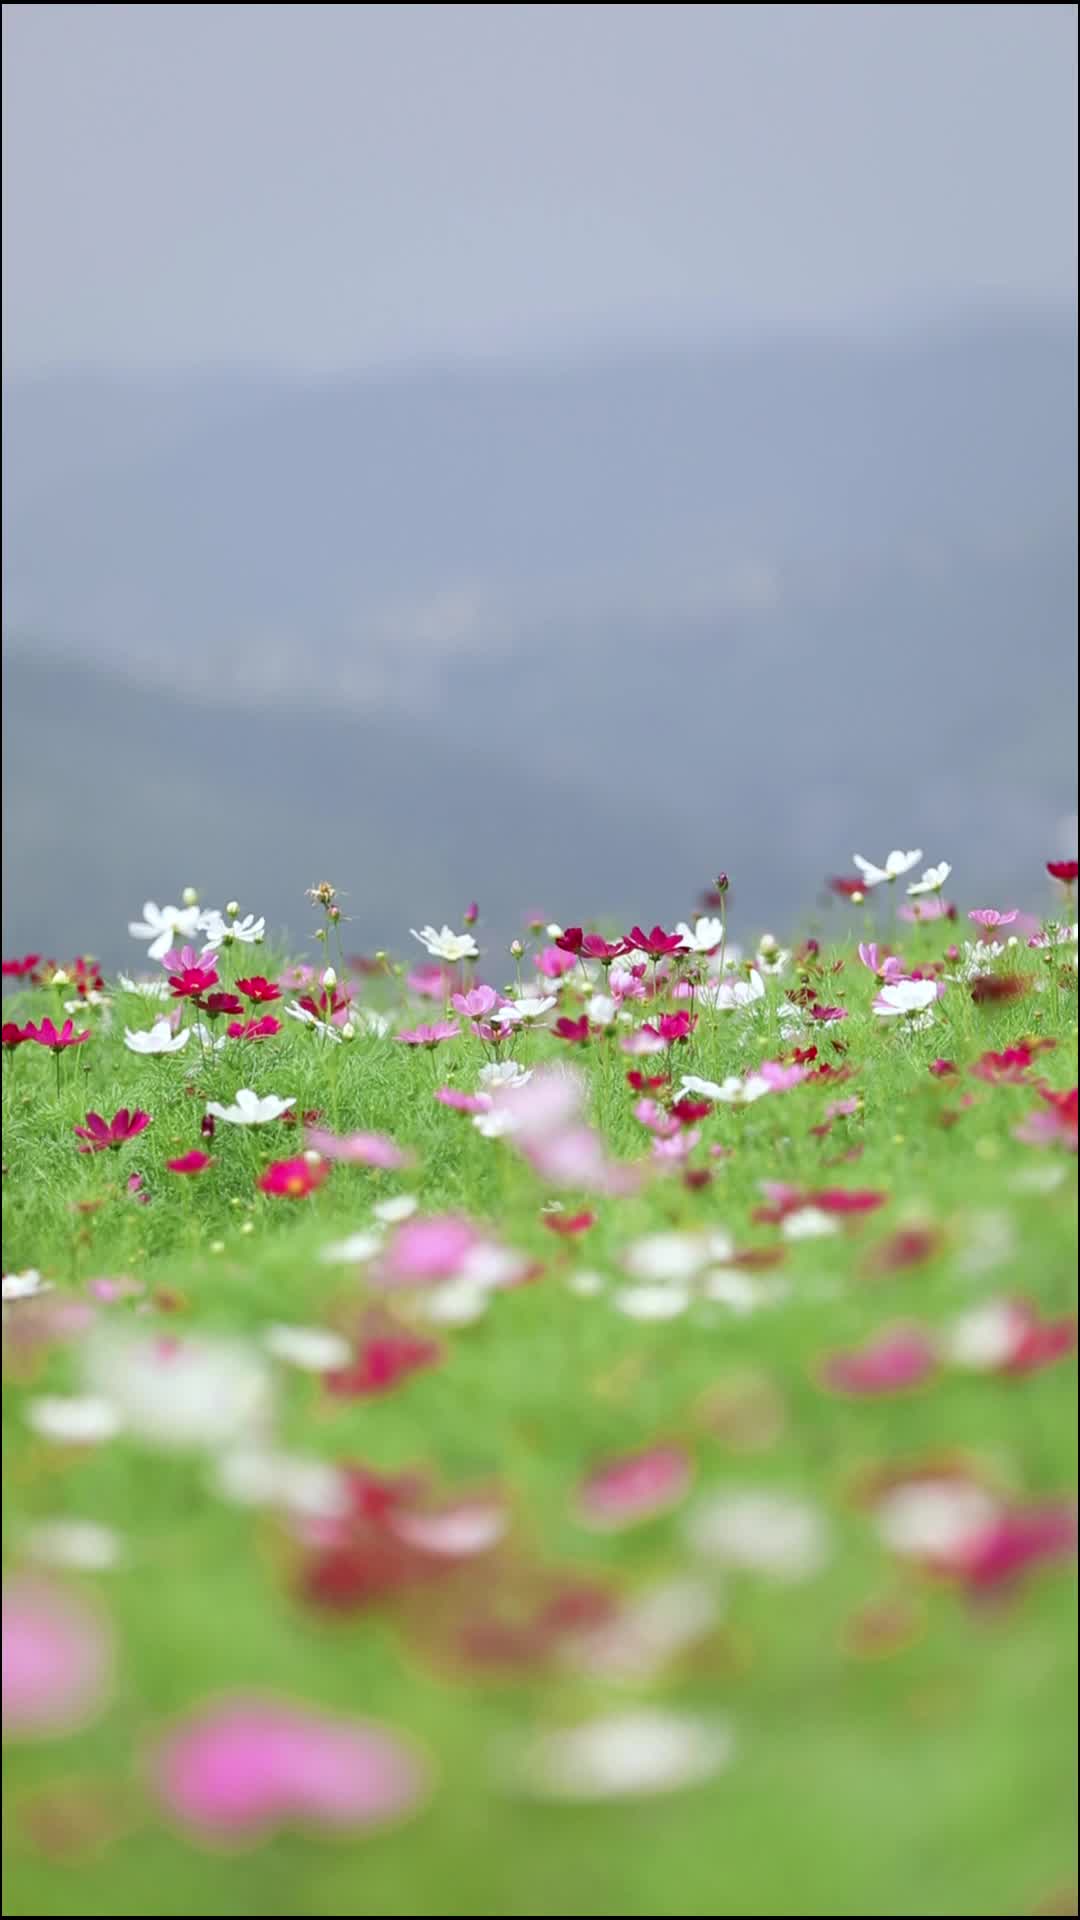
[3,1578,113,1737]
[649,1011,696,1044]
[671,1096,712,1125]
[152,1698,429,1840]
[554,927,584,955]
[395,1021,459,1048]
[810,1003,848,1024]
[542,1209,596,1236]
[1046,859,1079,885]
[2,1021,29,1050]
[168,964,219,1000]
[1014,1087,1078,1151]
[577,1447,691,1531]
[955,1504,1076,1594]
[862,1227,942,1276]
[554,1016,592,1045]
[625,924,686,958]
[198,991,245,1018]
[2,954,43,980]
[226,1015,282,1040]
[929,1058,958,1077]
[536,946,578,980]
[820,1327,936,1396]
[325,1328,440,1397]
[449,986,498,1019]
[626,1070,669,1093]
[23,1018,91,1054]
[580,933,630,962]
[235,975,282,1004]
[166,1151,214,1175]
[811,1187,887,1215]
[969,1046,1035,1085]
[968,908,1019,929]
[305,1127,413,1170]
[257,1157,330,1198]
[73,1108,151,1153]
[433,1087,491,1114]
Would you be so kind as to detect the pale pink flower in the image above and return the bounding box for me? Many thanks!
[450,985,499,1019]
[578,1447,692,1531]
[395,1021,459,1048]
[3,1577,113,1737]
[434,1087,491,1113]
[857,943,906,982]
[968,909,1019,929]
[304,1128,414,1170]
[379,1215,483,1285]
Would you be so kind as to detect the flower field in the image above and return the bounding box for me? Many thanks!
[2,859,1077,1917]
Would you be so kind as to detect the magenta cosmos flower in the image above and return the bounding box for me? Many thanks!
[167,1151,214,1175]
[72,1107,151,1154]
[227,1015,282,1039]
[23,1017,91,1054]
[257,1157,330,1198]
[3,1577,113,1737]
[625,924,686,958]
[168,963,219,1000]
[395,1022,459,1049]
[819,1327,937,1397]
[1014,1087,1078,1151]
[151,1697,429,1842]
[577,1447,692,1531]
[304,1127,414,1170]
[235,975,282,1003]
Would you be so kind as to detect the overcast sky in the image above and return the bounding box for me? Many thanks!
[2,2,1076,372]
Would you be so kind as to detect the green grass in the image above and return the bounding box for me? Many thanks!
[2,914,1077,1917]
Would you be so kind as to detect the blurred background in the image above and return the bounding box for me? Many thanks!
[2,2,1077,963]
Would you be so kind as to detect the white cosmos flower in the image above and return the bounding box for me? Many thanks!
[350,1007,392,1037]
[284,1002,343,1042]
[128,900,204,961]
[372,1194,418,1225]
[585,993,619,1026]
[205,1089,295,1127]
[906,861,952,896]
[492,996,557,1026]
[781,1207,838,1240]
[473,1108,519,1139]
[2,1270,52,1303]
[674,917,725,952]
[873,979,939,1019]
[200,910,266,948]
[478,1061,532,1090]
[701,1271,781,1314]
[27,1396,123,1445]
[852,850,923,888]
[25,1520,122,1572]
[118,974,172,1000]
[410,924,479,962]
[85,1331,272,1451]
[755,935,791,975]
[317,1230,382,1264]
[262,1323,352,1372]
[698,970,766,1012]
[942,1302,1021,1371]
[420,1280,492,1327]
[612,1285,692,1320]
[188,1022,229,1054]
[873,1481,998,1560]
[678,1072,768,1105]
[64,992,111,1015]
[502,1710,734,1801]
[124,1019,191,1056]
[623,1232,711,1283]
[686,1491,829,1580]
[214,1448,348,1519]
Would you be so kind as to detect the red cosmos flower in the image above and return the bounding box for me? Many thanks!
[811,1187,888,1215]
[69,956,105,996]
[72,1108,151,1153]
[168,964,218,1000]
[236,976,281,1004]
[299,987,350,1021]
[257,1156,329,1198]
[791,1045,818,1065]
[325,1330,441,1398]
[23,1017,91,1053]
[819,1327,937,1397]
[862,1227,942,1276]
[810,1003,847,1024]
[625,924,686,957]
[1046,859,1079,884]
[197,992,244,1018]
[1014,1086,1079,1151]
[2,954,43,980]
[929,1058,958,1077]
[828,875,865,899]
[957,1503,1076,1595]
[625,1070,669,1093]
[542,1209,596,1235]
[226,1015,282,1040]
[671,1097,711,1126]
[642,1011,696,1045]
[1001,1304,1078,1376]
[554,927,584,955]
[970,1046,1035,1085]
[166,1150,214,1175]
[553,1016,591,1045]
[2,1022,29,1051]
[970,972,1031,1005]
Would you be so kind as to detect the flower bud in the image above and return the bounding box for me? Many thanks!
[463,901,479,927]
[510,939,525,959]
[714,872,730,894]
[182,887,200,908]
[315,926,327,942]
[341,1022,356,1041]
[226,901,240,918]
[322,966,337,988]
[851,890,865,906]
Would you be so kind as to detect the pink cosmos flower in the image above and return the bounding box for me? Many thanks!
[577,1447,691,1531]
[947,1298,1076,1376]
[433,1087,491,1114]
[227,1015,282,1039]
[1014,1087,1078,1151]
[449,985,498,1019]
[620,1027,669,1056]
[634,1098,679,1137]
[536,946,578,980]
[954,1504,1077,1595]
[395,1022,459,1049]
[968,908,1019,929]
[897,896,956,923]
[812,1187,887,1215]
[151,1698,429,1841]
[554,1016,592,1045]
[305,1128,414,1170]
[652,1129,701,1162]
[168,964,219,1000]
[3,1577,113,1737]
[23,1018,91,1054]
[406,963,447,999]
[257,1157,330,1198]
[969,1046,1035,1085]
[73,1108,151,1153]
[542,1209,596,1236]
[819,1328,937,1397]
[159,943,215,974]
[625,925,686,958]
[379,1215,482,1284]
[645,1011,696,1045]
[2,1021,30,1051]
[857,943,905,982]
[756,1061,809,1092]
[325,1320,441,1397]
[166,1151,214,1175]
[929,1058,958,1077]
[2,953,44,980]
[809,1003,848,1024]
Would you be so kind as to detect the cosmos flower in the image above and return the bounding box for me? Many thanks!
[624,925,686,958]
[852,850,923,888]
[968,908,1019,929]
[128,901,203,961]
[166,1151,214,1175]
[304,1128,413,1169]
[22,1017,91,1054]
[123,1019,191,1056]
[395,1021,460,1048]
[491,997,557,1027]
[697,970,766,1012]
[235,975,282,1003]
[258,1157,330,1198]
[72,1108,151,1153]
[409,925,479,963]
[872,979,940,1020]
[673,917,725,953]
[906,862,952,896]
[200,911,267,948]
[205,1090,296,1127]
